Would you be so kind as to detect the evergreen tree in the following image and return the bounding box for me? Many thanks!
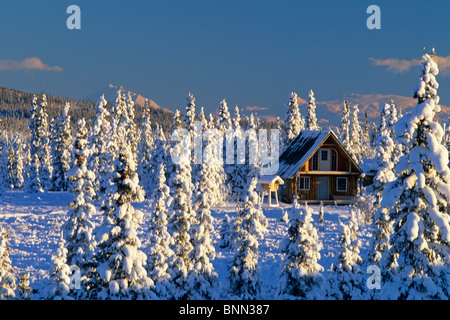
[38,95,53,190]
[138,99,154,195]
[228,178,266,299]
[379,50,450,300]
[166,138,195,299]
[27,154,43,193]
[193,128,225,208]
[305,89,320,131]
[187,176,218,299]
[146,124,167,199]
[362,112,373,159]
[373,103,396,207]
[94,143,154,300]
[218,98,232,134]
[146,163,176,298]
[8,138,24,190]
[43,236,72,300]
[283,92,304,148]
[88,94,113,196]
[7,146,16,189]
[27,94,52,192]
[51,102,72,191]
[219,214,234,249]
[339,100,351,150]
[276,198,325,299]
[63,119,97,298]
[0,227,16,300]
[183,92,197,144]
[327,213,365,300]
[349,104,362,164]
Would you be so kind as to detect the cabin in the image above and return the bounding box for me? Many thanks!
[277,130,364,204]
[258,175,284,207]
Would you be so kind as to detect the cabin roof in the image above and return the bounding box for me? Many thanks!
[276,129,363,178]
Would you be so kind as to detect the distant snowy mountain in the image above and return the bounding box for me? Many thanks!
[84,84,172,113]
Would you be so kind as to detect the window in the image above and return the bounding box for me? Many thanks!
[321,150,328,161]
[312,153,318,170]
[331,149,337,171]
[337,177,347,192]
[299,176,310,191]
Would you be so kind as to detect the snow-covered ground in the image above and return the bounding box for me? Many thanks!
[0,190,373,299]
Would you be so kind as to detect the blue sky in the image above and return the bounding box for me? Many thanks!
[1,0,450,123]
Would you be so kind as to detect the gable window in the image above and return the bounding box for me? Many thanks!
[331,149,337,171]
[337,177,347,192]
[321,150,328,161]
[312,153,318,170]
[299,176,310,191]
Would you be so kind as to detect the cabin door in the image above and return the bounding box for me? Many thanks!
[318,177,329,200]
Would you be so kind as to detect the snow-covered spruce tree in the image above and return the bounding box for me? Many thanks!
[233,105,241,130]
[8,138,24,190]
[146,124,167,199]
[218,98,232,134]
[230,108,247,202]
[38,94,53,190]
[187,144,219,299]
[27,94,51,193]
[276,198,325,300]
[349,104,362,164]
[444,116,450,151]
[372,103,397,208]
[110,90,138,166]
[7,146,16,189]
[146,163,176,299]
[386,100,403,166]
[228,178,266,300]
[362,112,373,159]
[137,99,154,196]
[339,100,351,150]
[327,213,365,300]
[0,227,17,300]
[17,272,32,300]
[183,92,196,146]
[219,214,234,249]
[379,50,450,300]
[283,92,304,148]
[217,99,234,200]
[43,236,72,300]
[51,102,72,191]
[27,154,43,193]
[88,94,113,197]
[166,137,196,299]
[62,119,97,298]
[305,89,320,131]
[193,128,225,208]
[94,140,154,300]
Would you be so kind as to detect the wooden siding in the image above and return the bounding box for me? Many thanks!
[283,174,359,202]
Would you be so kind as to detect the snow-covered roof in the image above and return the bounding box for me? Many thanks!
[276,130,362,178]
[258,175,284,185]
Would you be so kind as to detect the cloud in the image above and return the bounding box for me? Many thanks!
[0,57,63,72]
[369,57,421,73]
[245,105,269,111]
[370,55,450,75]
[316,93,450,126]
[260,115,277,123]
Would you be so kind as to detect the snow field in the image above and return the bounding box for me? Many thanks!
[0,191,373,299]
